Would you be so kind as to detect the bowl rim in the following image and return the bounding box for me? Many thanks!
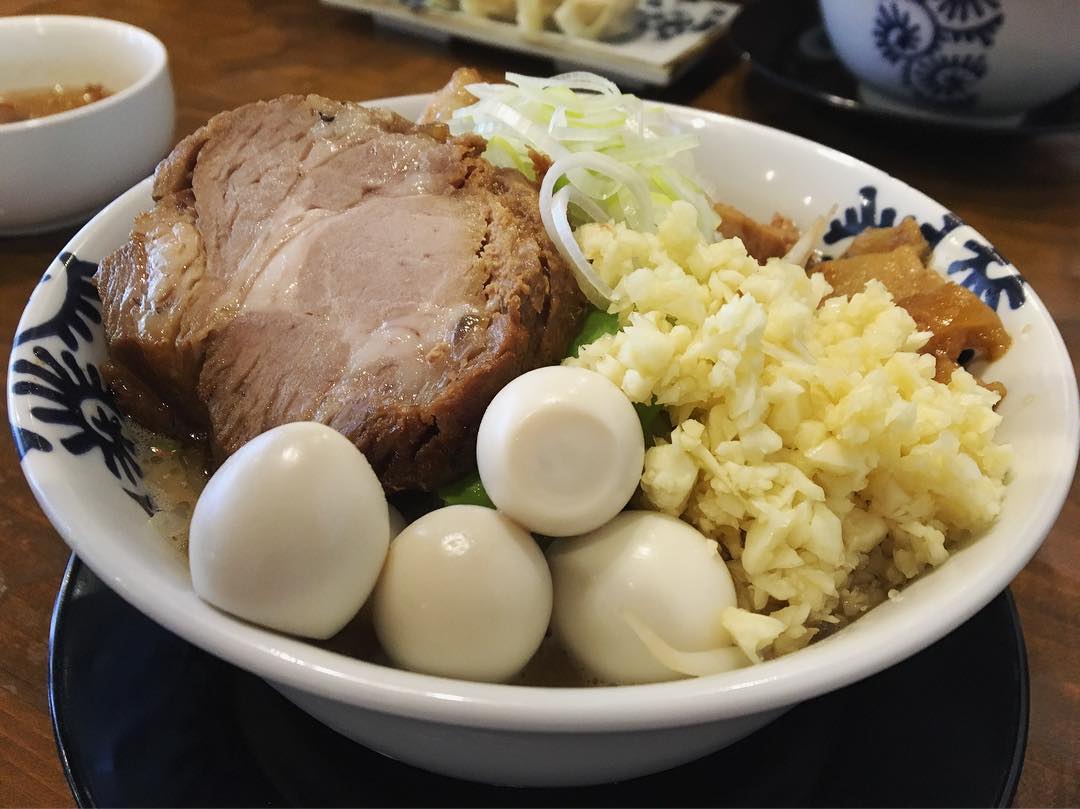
[0,14,168,134]
[10,95,1079,734]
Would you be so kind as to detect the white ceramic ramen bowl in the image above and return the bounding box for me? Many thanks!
[0,15,174,236]
[8,95,1078,787]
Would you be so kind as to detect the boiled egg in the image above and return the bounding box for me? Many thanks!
[189,421,390,639]
[372,505,551,682]
[476,366,644,537]
[547,511,746,684]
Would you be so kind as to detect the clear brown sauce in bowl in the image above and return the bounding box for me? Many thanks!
[0,83,110,124]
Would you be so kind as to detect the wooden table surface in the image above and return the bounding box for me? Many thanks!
[1,1,1077,806]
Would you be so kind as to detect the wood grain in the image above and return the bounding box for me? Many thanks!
[0,1,1076,806]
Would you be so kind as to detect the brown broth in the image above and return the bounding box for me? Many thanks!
[0,83,111,124]
[127,421,209,556]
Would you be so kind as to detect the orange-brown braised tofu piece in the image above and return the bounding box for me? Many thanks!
[817,242,1011,388]
[816,245,944,300]
[845,217,931,262]
[714,202,799,263]
[900,281,1012,368]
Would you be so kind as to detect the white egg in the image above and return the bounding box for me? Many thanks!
[372,505,552,682]
[476,366,644,537]
[189,421,390,639]
[547,511,743,685]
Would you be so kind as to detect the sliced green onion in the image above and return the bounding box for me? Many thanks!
[542,185,616,308]
[451,70,721,304]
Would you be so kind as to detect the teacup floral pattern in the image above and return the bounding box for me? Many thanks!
[872,0,1005,108]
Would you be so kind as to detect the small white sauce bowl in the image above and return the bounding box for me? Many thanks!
[0,15,174,236]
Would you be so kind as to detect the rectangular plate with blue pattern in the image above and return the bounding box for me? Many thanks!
[320,0,739,85]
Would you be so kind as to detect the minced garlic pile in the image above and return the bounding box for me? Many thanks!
[564,201,1010,660]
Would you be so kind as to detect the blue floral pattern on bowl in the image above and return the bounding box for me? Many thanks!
[824,184,1026,311]
[872,0,1004,108]
[9,251,154,514]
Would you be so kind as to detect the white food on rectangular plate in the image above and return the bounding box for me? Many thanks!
[320,0,738,85]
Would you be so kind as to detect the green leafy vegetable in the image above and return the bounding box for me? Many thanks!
[565,306,620,359]
[634,401,668,440]
[438,470,495,509]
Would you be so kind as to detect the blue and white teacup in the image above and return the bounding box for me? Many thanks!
[819,0,1080,121]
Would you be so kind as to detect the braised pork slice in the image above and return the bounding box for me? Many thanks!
[97,191,209,435]
[97,95,586,491]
